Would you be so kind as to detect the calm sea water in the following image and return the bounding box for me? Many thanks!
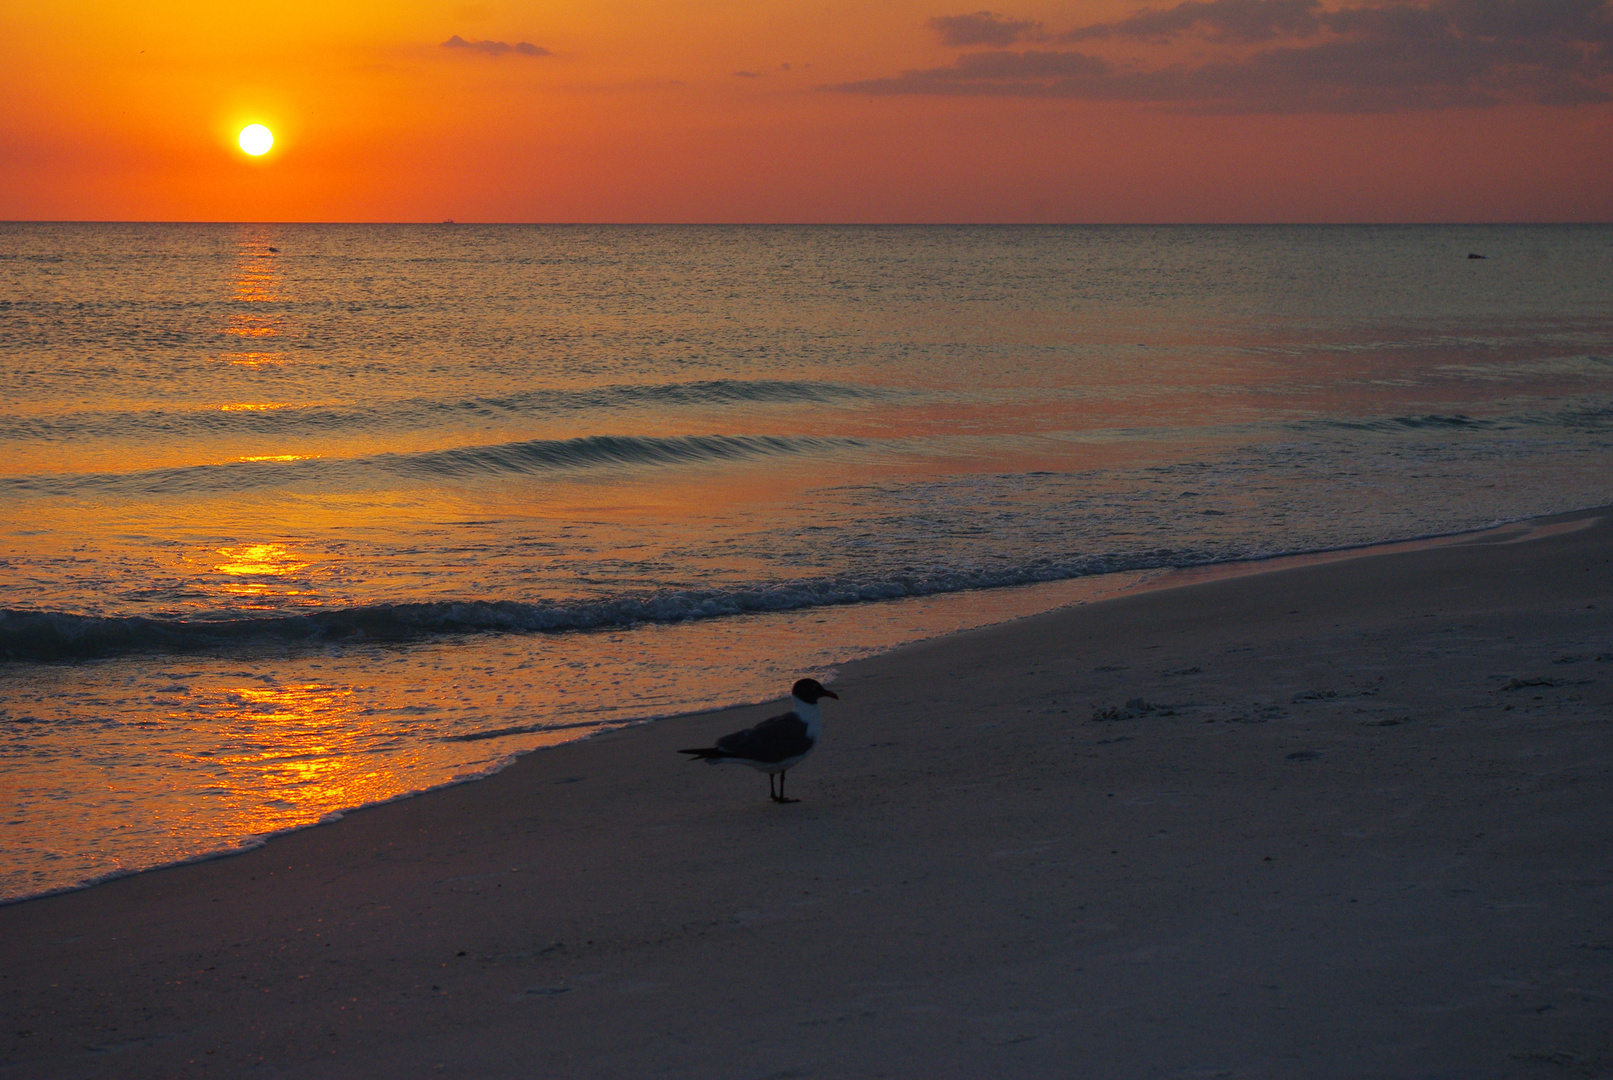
[3,223,1611,901]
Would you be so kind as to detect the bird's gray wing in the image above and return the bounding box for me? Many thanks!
[715,711,812,763]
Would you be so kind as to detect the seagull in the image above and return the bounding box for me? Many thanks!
[679,678,839,803]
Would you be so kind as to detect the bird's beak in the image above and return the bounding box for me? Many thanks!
[823,689,840,699]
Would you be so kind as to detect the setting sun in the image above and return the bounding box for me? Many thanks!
[237,124,273,157]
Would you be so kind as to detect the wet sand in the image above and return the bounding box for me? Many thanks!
[3,509,1611,1079]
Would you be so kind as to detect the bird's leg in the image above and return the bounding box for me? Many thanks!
[768,773,778,801]
[772,770,798,804]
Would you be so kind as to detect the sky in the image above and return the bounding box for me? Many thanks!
[2,0,1610,222]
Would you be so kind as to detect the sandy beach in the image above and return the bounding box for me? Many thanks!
[3,508,1611,1079]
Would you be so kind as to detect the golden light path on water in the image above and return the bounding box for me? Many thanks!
[213,542,311,600]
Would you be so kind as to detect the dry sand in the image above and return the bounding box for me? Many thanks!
[3,509,1611,1079]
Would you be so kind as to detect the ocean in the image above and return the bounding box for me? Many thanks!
[3,222,1610,902]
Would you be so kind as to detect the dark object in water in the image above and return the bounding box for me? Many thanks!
[267,246,279,253]
[1467,252,1486,259]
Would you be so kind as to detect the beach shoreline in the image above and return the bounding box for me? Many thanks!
[3,505,1611,1078]
[0,509,1560,908]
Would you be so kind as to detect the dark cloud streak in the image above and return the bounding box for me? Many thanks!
[836,0,1613,111]
[442,35,552,58]
[1064,0,1324,42]
[929,10,1044,45]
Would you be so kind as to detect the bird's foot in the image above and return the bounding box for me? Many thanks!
[770,795,800,804]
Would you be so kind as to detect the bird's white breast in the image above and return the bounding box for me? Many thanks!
[791,697,822,741]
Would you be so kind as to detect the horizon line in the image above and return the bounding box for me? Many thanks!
[4,219,1610,227]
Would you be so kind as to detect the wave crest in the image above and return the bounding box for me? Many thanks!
[0,379,883,442]
[3,432,858,497]
[1,552,1171,661]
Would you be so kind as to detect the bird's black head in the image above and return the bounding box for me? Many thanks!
[792,678,839,704]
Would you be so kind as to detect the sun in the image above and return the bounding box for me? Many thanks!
[238,124,274,156]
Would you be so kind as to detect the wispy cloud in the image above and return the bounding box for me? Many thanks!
[1063,0,1326,43]
[441,34,552,58]
[836,0,1613,112]
[929,10,1044,46]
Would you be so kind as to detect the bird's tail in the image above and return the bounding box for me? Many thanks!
[678,747,728,761]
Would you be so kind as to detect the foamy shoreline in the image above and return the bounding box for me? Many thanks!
[3,508,1578,908]
[1,506,1594,908]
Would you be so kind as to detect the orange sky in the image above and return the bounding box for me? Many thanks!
[3,0,1610,222]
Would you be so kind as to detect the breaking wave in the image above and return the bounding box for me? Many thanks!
[0,378,886,442]
[0,548,1205,661]
[2,432,863,497]
[1289,401,1613,435]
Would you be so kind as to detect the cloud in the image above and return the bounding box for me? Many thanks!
[836,0,1613,111]
[929,10,1044,46]
[441,34,551,58]
[1064,0,1325,43]
[840,49,1109,96]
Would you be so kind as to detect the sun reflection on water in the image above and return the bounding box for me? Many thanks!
[221,228,285,351]
[214,542,307,577]
[230,261,281,304]
[218,351,287,366]
[213,542,310,600]
[223,314,280,338]
[171,682,396,837]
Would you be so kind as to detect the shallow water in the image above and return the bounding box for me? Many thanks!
[3,223,1611,900]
